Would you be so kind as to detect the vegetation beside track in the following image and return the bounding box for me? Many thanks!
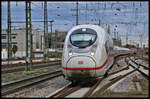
[2,67,60,83]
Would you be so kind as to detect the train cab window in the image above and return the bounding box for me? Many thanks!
[70,28,97,48]
[70,33,97,48]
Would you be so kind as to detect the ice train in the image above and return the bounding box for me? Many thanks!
[61,24,115,81]
[61,24,136,82]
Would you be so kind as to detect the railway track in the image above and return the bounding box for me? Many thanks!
[2,60,61,69]
[2,55,147,97]
[47,67,136,97]
[2,70,63,96]
[91,68,136,97]
[2,61,61,74]
[47,56,137,98]
[129,57,149,70]
[125,56,149,80]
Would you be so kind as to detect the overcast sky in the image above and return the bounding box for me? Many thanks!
[2,1,149,43]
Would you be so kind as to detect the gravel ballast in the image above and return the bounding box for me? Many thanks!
[4,76,70,97]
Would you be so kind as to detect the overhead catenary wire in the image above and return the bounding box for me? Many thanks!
[2,2,148,48]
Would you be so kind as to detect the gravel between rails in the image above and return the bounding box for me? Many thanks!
[4,76,70,98]
[108,57,128,74]
[108,71,148,93]
[3,55,147,97]
[2,59,61,69]
[2,62,61,74]
[2,66,61,83]
[3,57,124,98]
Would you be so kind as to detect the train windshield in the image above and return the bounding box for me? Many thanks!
[70,33,97,48]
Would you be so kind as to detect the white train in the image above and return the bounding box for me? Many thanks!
[114,46,129,55]
[114,46,135,56]
[61,24,115,82]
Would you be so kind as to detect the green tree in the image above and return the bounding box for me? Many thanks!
[12,45,18,57]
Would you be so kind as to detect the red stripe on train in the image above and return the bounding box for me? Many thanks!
[62,58,108,70]
[62,53,115,70]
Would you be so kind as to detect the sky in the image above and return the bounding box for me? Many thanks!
[1,1,149,45]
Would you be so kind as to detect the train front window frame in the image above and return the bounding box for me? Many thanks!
[70,33,97,48]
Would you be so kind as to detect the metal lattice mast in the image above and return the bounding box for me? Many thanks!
[44,1,48,61]
[41,35,43,50]
[71,1,79,26]
[25,1,32,71]
[49,20,54,49]
[25,2,29,70]
[85,2,87,24]
[29,2,33,68]
[7,1,12,65]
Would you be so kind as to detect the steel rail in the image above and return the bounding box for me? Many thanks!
[91,68,136,97]
[83,78,104,97]
[48,55,133,98]
[49,56,131,98]
[126,57,149,80]
[48,83,72,98]
[84,61,130,97]
[48,84,81,98]
[108,66,129,76]
[129,57,149,70]
[2,62,61,74]
[84,55,133,97]
[57,86,81,98]
[128,62,149,80]
[2,60,61,69]
[2,70,63,96]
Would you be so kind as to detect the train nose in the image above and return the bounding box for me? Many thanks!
[66,56,96,78]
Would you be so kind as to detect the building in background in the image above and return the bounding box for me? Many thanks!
[1,49,7,59]
[1,27,44,59]
[121,39,148,48]
[55,30,68,51]
[1,28,69,59]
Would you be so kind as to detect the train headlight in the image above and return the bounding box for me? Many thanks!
[91,52,94,56]
[69,52,73,56]
[68,44,73,56]
[90,44,97,56]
